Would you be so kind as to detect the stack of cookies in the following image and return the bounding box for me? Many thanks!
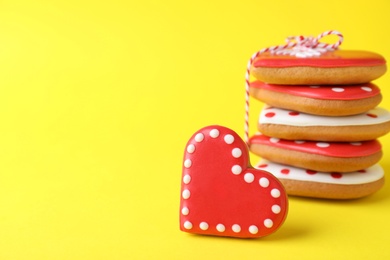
[247,49,390,199]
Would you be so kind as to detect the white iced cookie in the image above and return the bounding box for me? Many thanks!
[255,160,384,199]
[258,106,390,141]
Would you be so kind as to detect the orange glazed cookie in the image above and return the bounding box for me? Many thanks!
[255,160,384,199]
[249,81,382,116]
[251,50,387,85]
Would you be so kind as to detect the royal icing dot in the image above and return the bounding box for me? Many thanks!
[316,142,330,148]
[216,224,225,232]
[271,189,281,198]
[258,164,268,168]
[232,148,242,158]
[264,219,273,228]
[272,205,281,214]
[187,144,195,154]
[367,113,378,118]
[350,142,362,146]
[358,169,367,173]
[306,170,317,175]
[295,140,305,144]
[332,87,345,92]
[331,172,342,179]
[270,137,280,143]
[181,207,189,215]
[231,165,242,175]
[244,173,255,183]
[249,225,259,234]
[259,177,270,188]
[232,224,241,233]
[183,174,191,184]
[184,221,193,229]
[224,134,234,144]
[199,222,209,230]
[265,112,275,118]
[209,129,220,138]
[195,133,204,142]
[184,159,192,168]
[361,86,372,92]
[289,111,300,116]
[281,169,290,174]
[182,189,191,199]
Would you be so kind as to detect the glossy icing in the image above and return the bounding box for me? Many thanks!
[250,81,380,100]
[249,134,381,158]
[180,126,288,238]
[256,159,384,185]
[259,106,390,126]
[253,50,386,68]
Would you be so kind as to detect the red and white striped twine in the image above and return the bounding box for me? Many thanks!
[244,30,343,144]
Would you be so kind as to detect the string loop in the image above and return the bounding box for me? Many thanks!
[244,30,344,144]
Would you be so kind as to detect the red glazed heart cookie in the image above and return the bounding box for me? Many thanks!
[180,125,288,238]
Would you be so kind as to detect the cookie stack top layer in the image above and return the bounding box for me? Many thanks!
[251,50,386,85]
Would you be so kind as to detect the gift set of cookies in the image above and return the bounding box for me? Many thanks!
[247,31,390,199]
[179,31,388,239]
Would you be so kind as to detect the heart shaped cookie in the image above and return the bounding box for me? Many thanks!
[180,125,288,238]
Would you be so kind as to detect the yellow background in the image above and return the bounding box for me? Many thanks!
[1,0,390,259]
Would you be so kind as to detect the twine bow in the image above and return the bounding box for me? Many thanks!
[244,30,344,144]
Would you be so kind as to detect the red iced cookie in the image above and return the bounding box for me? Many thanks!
[250,81,382,116]
[249,134,382,173]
